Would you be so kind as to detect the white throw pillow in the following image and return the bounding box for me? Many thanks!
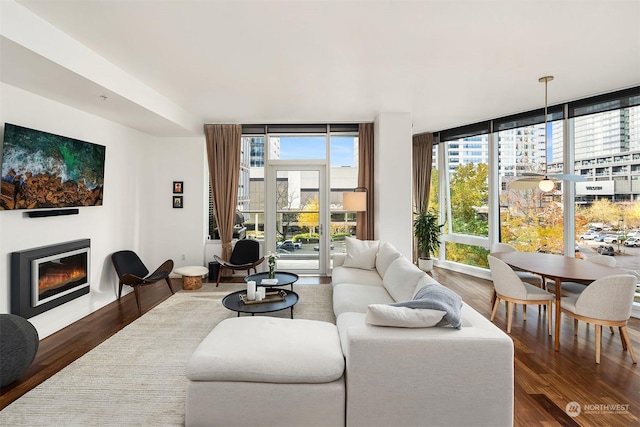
[343,237,379,270]
[382,257,426,302]
[365,304,446,328]
[376,242,402,278]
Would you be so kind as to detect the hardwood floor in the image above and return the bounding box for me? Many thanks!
[1,270,638,426]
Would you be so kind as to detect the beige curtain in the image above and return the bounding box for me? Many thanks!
[357,123,375,240]
[412,132,433,212]
[205,124,242,263]
[412,132,434,261]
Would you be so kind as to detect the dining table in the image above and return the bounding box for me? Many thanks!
[489,251,627,351]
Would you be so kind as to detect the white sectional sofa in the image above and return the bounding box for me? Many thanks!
[185,239,514,426]
[332,240,514,427]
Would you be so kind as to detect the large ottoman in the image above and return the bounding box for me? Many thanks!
[185,316,345,427]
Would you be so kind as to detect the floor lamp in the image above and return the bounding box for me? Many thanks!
[343,187,367,212]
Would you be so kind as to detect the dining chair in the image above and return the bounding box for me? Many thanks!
[490,243,544,288]
[547,255,617,298]
[488,255,554,335]
[559,274,637,364]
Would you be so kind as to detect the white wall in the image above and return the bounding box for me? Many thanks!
[137,136,207,270]
[0,83,150,338]
[374,112,413,258]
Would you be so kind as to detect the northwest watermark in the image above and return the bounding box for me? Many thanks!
[566,401,630,417]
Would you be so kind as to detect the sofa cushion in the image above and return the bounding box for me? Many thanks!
[382,257,426,302]
[186,317,344,383]
[343,237,379,270]
[333,283,395,317]
[365,304,446,328]
[331,266,383,288]
[393,283,464,329]
[412,274,441,298]
[375,242,402,278]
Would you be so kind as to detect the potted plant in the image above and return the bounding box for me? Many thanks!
[414,207,444,272]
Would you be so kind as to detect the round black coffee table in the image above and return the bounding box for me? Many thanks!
[244,271,299,291]
[222,289,299,319]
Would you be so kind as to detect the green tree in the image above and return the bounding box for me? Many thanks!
[449,163,488,236]
[445,163,490,266]
[428,167,439,212]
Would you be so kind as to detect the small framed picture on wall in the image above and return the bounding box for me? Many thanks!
[173,181,183,194]
[173,196,183,209]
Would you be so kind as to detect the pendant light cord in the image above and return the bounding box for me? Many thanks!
[539,76,554,177]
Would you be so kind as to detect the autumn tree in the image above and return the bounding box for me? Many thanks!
[584,198,621,228]
[298,196,319,235]
[498,176,569,254]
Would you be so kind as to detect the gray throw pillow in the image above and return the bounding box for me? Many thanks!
[391,283,463,329]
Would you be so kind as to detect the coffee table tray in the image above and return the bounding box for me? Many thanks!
[240,289,287,305]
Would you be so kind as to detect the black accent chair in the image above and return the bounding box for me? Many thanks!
[214,239,264,286]
[111,251,175,314]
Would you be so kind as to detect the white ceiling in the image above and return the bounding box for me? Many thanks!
[3,0,640,137]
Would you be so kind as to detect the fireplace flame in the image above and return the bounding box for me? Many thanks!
[39,268,86,291]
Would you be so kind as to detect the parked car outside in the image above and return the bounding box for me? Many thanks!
[285,240,301,249]
[579,232,599,240]
[595,233,609,242]
[597,245,615,256]
[624,237,640,247]
[313,244,334,251]
[277,240,298,252]
[603,234,623,244]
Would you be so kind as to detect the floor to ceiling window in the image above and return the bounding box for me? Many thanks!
[208,124,359,274]
[434,86,640,315]
[496,109,565,255]
[439,124,490,268]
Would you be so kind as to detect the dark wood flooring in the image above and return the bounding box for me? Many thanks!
[1,270,638,426]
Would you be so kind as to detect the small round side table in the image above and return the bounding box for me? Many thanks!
[174,266,209,290]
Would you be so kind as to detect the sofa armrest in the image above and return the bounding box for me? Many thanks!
[332,253,346,268]
[337,306,514,427]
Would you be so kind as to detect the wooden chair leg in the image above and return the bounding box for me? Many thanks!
[619,326,628,351]
[547,302,552,336]
[620,326,637,364]
[507,301,514,333]
[595,324,602,364]
[609,326,615,335]
[523,304,527,321]
[574,319,579,336]
[134,285,142,315]
[216,266,224,287]
[490,297,500,321]
[165,277,175,295]
[118,282,124,299]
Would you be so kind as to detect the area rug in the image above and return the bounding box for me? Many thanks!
[0,283,334,426]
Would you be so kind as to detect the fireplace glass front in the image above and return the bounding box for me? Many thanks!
[32,247,90,307]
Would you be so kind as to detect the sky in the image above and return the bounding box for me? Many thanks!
[278,136,356,167]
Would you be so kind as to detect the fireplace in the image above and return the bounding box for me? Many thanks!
[12,239,91,318]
